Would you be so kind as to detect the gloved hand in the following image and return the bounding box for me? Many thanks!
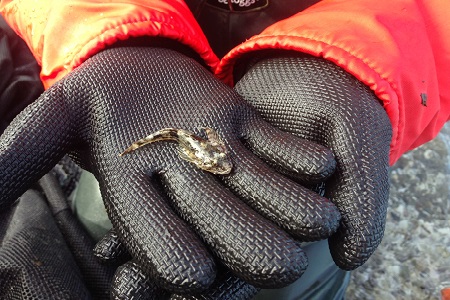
[234,53,392,270]
[0,46,340,294]
[95,229,259,300]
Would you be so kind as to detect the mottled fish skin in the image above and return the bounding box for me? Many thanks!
[119,128,233,174]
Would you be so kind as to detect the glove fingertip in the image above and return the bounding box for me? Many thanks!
[328,227,384,271]
[285,195,341,242]
[94,229,131,264]
[111,261,169,300]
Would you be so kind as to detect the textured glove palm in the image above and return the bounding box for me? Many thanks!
[0,47,340,294]
[235,54,392,270]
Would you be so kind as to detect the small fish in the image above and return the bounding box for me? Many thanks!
[119,127,233,174]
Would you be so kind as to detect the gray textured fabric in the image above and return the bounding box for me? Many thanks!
[39,173,116,299]
[0,190,92,299]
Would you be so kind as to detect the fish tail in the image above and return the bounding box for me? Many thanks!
[119,128,180,156]
[119,141,146,156]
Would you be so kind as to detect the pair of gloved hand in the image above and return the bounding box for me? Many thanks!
[0,46,391,298]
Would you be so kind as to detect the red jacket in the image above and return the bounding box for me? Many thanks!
[1,0,449,165]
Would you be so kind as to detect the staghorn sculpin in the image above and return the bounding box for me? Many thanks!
[119,127,233,174]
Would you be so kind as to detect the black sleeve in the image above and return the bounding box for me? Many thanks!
[0,15,43,134]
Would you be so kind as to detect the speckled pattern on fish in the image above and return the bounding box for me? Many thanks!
[120,127,233,175]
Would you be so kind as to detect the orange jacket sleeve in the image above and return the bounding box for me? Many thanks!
[0,0,219,89]
[1,0,449,164]
[216,0,450,165]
